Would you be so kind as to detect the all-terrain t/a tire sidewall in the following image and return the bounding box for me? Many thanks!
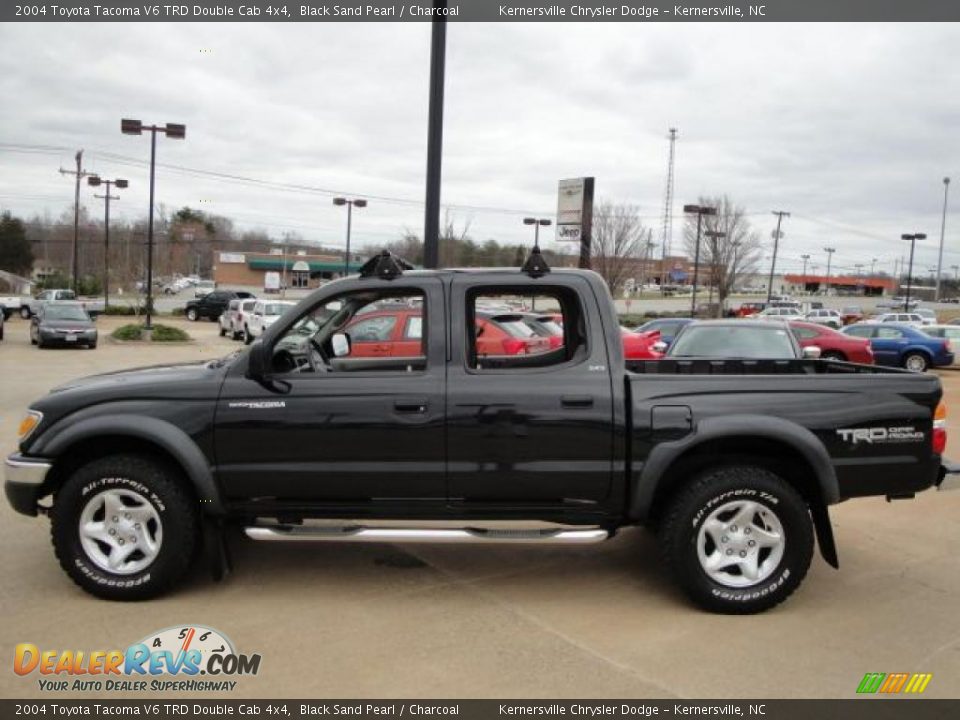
[660,466,814,614]
[51,455,199,600]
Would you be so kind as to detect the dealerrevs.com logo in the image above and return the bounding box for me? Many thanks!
[14,625,261,693]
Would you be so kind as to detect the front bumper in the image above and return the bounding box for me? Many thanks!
[938,459,960,492]
[4,454,52,516]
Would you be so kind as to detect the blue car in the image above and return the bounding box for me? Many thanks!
[841,323,953,372]
[633,318,693,348]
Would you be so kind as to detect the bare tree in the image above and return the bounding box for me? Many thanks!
[682,195,763,316]
[590,202,649,295]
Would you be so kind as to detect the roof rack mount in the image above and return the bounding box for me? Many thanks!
[358,250,414,280]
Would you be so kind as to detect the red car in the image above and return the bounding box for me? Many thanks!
[840,306,865,326]
[736,302,767,318]
[345,309,552,357]
[621,327,664,360]
[789,321,874,364]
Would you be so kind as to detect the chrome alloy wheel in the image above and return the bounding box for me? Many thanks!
[697,499,785,588]
[78,489,163,575]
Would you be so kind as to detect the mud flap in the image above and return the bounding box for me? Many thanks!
[810,501,838,569]
[203,517,232,582]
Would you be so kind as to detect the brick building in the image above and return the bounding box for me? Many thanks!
[212,249,364,291]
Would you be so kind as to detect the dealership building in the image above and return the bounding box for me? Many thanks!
[212,249,364,291]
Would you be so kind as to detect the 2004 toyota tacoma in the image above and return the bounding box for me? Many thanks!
[5,250,959,613]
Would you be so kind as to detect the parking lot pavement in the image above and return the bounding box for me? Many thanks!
[1,314,958,699]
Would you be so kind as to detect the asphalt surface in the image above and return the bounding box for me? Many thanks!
[1,315,958,699]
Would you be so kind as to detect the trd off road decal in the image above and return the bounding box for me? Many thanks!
[836,426,924,445]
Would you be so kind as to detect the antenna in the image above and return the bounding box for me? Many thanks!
[659,128,678,261]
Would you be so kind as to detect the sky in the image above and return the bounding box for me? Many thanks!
[0,21,957,278]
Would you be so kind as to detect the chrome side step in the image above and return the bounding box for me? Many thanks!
[244,525,610,545]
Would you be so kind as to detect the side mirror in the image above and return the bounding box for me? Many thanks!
[247,339,268,379]
[331,333,351,358]
[651,341,668,354]
[802,345,822,359]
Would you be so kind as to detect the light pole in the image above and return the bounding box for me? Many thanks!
[87,175,128,309]
[823,247,836,297]
[704,229,726,312]
[901,233,927,312]
[683,204,717,316]
[333,198,367,275]
[800,254,810,293]
[952,264,959,282]
[523,217,552,309]
[122,119,185,331]
[766,210,790,303]
[871,257,878,277]
[639,238,656,298]
[936,178,950,301]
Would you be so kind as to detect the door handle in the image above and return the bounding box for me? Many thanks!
[561,395,594,408]
[394,398,428,413]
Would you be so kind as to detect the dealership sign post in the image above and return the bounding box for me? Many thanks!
[556,177,595,269]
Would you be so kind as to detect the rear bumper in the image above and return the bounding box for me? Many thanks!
[4,454,52,516]
[938,459,960,492]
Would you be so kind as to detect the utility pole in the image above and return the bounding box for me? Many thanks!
[59,150,93,293]
[823,247,836,296]
[422,0,447,269]
[902,233,927,312]
[766,211,790,303]
[88,176,127,310]
[936,178,951,301]
[659,128,678,285]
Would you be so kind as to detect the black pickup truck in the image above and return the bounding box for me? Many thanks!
[5,252,958,613]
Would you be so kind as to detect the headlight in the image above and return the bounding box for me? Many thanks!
[18,411,43,442]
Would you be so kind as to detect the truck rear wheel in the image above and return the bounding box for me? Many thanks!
[50,454,199,600]
[658,465,813,614]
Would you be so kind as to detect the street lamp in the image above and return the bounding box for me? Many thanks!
[87,175,128,310]
[800,254,811,293]
[333,197,367,275]
[683,204,717,315]
[523,217,552,309]
[522,217,552,250]
[952,264,959,282]
[122,119,185,331]
[901,233,927,312]
[704,229,726,311]
[766,211,790,304]
[823,247,836,297]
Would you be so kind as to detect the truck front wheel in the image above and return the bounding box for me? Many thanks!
[658,465,813,614]
[50,454,199,600]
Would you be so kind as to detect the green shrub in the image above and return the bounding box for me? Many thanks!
[102,304,143,316]
[111,324,144,341]
[150,325,190,342]
[110,323,191,342]
[170,307,185,316]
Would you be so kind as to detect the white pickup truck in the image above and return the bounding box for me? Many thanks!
[10,289,106,319]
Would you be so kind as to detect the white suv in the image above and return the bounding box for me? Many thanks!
[875,312,928,327]
[244,300,296,344]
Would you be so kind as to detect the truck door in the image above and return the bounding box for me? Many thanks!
[446,276,615,508]
[214,279,446,503]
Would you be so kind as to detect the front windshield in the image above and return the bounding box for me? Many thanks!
[670,325,796,359]
[44,305,89,321]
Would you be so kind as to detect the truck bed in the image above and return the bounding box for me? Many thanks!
[626,358,909,375]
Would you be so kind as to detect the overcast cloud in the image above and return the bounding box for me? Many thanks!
[0,21,957,276]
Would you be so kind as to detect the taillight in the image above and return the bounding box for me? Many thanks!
[944,339,952,353]
[502,338,527,355]
[933,402,947,455]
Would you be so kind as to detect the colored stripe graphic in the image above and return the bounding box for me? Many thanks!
[857,672,932,694]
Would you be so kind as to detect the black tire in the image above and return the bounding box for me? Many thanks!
[88,341,98,349]
[658,465,814,614]
[0,324,4,341]
[50,454,199,600]
[20,306,31,319]
[902,352,929,373]
[244,325,253,345]
[821,350,846,361]
[186,307,198,322]
[219,325,226,337]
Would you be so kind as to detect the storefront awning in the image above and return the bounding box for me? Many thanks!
[247,258,364,273]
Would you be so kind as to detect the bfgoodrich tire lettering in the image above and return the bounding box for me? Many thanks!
[658,465,814,614]
[50,454,199,600]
